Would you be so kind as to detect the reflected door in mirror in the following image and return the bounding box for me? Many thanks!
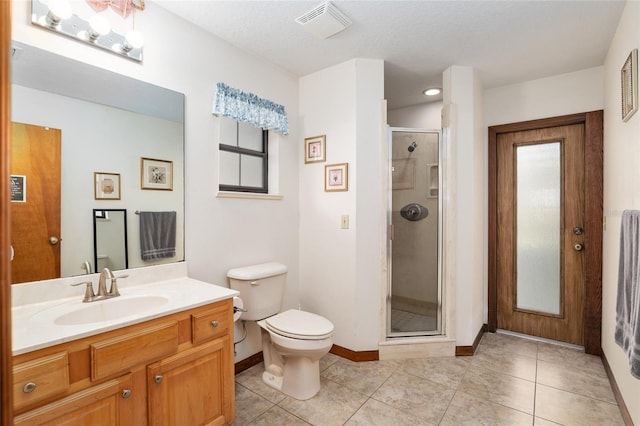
[93,209,128,273]
[11,122,61,283]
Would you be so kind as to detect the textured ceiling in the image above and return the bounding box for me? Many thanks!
[158,0,625,109]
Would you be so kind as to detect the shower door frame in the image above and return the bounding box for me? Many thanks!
[386,127,444,339]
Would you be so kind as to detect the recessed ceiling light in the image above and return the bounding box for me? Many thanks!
[423,88,441,96]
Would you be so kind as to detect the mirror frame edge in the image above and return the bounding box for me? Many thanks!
[1,0,14,421]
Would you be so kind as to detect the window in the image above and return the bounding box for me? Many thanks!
[219,117,268,193]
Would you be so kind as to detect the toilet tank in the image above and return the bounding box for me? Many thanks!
[227,262,288,321]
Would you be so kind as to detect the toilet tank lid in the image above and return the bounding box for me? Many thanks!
[227,262,288,280]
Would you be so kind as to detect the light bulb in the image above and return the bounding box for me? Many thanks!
[87,15,111,41]
[122,29,144,52]
[423,88,441,96]
[45,0,72,27]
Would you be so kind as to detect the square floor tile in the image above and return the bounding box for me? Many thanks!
[235,363,287,404]
[371,369,455,425]
[457,364,535,414]
[233,383,275,426]
[321,358,399,396]
[345,398,433,426]
[440,391,533,426]
[246,406,311,426]
[535,384,625,426]
[471,346,537,381]
[277,378,368,426]
[536,359,616,404]
[397,356,470,389]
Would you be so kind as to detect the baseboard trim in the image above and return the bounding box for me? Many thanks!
[234,344,379,375]
[235,351,264,375]
[601,349,633,426]
[330,344,379,362]
[455,324,487,356]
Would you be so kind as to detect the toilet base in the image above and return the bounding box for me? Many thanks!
[262,356,322,400]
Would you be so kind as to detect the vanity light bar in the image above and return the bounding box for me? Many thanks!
[31,0,143,62]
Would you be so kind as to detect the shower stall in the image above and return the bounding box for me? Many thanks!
[387,128,442,337]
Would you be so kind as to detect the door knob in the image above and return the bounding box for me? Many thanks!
[574,243,584,251]
[49,236,60,245]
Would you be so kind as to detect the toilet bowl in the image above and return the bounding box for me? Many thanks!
[257,309,334,400]
[227,261,334,400]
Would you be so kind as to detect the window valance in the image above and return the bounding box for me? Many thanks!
[212,82,289,135]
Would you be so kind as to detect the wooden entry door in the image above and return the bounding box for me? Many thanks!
[488,112,603,354]
[497,124,584,344]
[10,122,61,283]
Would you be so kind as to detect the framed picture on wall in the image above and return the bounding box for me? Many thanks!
[94,172,121,200]
[140,157,173,190]
[304,135,326,163]
[622,48,638,122]
[324,163,348,192]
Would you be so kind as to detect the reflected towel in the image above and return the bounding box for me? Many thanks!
[139,211,176,261]
[616,210,640,379]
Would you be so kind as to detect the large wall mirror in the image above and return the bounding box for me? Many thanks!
[10,41,185,283]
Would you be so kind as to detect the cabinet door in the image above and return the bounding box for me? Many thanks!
[14,374,133,426]
[148,336,234,426]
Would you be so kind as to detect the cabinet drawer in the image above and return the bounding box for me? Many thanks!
[192,302,231,345]
[13,351,69,411]
[91,321,179,380]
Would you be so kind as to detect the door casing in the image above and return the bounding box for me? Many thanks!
[488,111,603,355]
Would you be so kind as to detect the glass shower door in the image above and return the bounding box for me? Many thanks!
[388,128,442,337]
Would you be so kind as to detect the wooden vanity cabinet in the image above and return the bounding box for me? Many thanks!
[12,298,235,425]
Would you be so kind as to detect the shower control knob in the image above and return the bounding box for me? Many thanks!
[574,243,584,251]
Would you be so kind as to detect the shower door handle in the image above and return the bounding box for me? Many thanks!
[389,224,394,241]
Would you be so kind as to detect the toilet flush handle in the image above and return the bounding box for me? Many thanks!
[250,280,260,286]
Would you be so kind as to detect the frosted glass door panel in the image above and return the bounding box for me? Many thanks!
[516,142,561,315]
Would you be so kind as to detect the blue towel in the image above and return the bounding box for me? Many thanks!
[139,211,177,261]
[616,210,640,379]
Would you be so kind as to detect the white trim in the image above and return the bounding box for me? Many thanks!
[216,191,283,201]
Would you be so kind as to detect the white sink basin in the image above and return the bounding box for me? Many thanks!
[54,295,170,326]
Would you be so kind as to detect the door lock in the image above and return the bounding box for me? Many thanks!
[573,227,584,235]
[574,243,584,251]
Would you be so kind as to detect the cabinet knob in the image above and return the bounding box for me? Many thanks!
[22,382,36,393]
[211,320,219,328]
[154,375,163,384]
[122,389,132,399]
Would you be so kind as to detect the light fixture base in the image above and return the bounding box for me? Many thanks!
[31,0,143,62]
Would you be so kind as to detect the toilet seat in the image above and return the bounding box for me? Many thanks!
[265,309,334,340]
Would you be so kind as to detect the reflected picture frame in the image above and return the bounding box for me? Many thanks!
[304,135,326,164]
[325,163,348,192]
[94,172,121,200]
[622,49,638,122]
[140,157,173,191]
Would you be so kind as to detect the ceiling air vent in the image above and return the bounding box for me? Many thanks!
[295,2,352,40]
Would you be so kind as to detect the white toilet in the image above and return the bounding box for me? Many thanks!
[227,262,334,400]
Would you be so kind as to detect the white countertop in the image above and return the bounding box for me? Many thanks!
[12,264,238,356]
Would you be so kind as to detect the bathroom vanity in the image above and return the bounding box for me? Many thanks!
[11,264,237,425]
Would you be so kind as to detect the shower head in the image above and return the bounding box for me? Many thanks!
[408,142,417,152]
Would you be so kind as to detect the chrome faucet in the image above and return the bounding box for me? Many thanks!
[71,268,126,302]
[97,268,115,297]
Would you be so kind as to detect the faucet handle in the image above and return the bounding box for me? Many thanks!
[71,280,96,303]
[108,274,127,297]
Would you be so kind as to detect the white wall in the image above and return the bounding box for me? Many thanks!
[299,59,384,352]
[602,1,640,423]
[443,66,485,346]
[485,66,604,126]
[387,102,443,129]
[12,85,184,276]
[11,0,300,363]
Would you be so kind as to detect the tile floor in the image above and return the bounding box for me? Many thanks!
[390,309,437,333]
[233,332,626,425]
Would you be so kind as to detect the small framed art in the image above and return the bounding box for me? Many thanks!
[622,49,638,122]
[325,163,348,192]
[304,135,326,163]
[140,157,173,190]
[94,172,121,200]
